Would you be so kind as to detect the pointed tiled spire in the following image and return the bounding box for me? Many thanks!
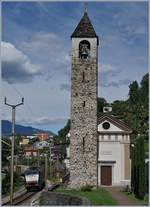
[71,11,98,39]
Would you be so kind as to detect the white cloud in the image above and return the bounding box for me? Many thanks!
[101,79,131,88]
[100,64,120,76]
[2,41,41,84]
[99,64,122,88]
[101,35,118,47]
[20,32,70,78]
[101,64,116,73]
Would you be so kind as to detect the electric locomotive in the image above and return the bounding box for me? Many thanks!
[24,167,45,191]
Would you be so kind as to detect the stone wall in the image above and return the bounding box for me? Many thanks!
[40,192,90,206]
[69,41,98,188]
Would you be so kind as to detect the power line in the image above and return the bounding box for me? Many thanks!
[10,84,36,117]
[3,82,36,118]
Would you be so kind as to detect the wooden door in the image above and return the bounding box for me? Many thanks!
[101,166,112,186]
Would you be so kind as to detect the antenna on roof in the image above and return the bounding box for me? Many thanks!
[84,2,88,13]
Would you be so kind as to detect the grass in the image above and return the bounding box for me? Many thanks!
[55,187,118,205]
[2,184,24,198]
[123,192,149,205]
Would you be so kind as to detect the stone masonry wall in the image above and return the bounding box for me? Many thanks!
[69,52,98,188]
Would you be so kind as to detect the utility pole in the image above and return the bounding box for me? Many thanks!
[56,153,59,181]
[27,156,30,167]
[5,97,24,205]
[37,149,40,167]
[45,154,47,182]
[49,146,51,180]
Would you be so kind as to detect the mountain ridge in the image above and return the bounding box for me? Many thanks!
[2,120,56,137]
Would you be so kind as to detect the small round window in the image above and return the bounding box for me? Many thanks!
[102,122,110,130]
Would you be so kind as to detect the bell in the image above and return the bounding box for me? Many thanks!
[81,51,88,59]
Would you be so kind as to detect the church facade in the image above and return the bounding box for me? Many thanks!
[98,114,132,186]
[69,11,98,188]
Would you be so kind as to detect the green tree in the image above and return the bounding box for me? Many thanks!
[134,137,145,199]
[97,97,107,115]
[127,76,148,199]
[2,138,11,168]
[112,100,128,120]
[140,73,149,107]
[108,74,148,199]
[14,136,24,156]
[138,137,146,199]
[129,81,139,106]
[58,119,70,141]
[2,171,23,195]
[56,120,70,160]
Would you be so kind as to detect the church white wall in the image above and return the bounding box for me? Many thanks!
[98,141,124,185]
[98,122,123,132]
[72,38,98,58]
[66,146,70,158]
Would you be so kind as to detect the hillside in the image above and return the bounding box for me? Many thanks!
[2,120,55,137]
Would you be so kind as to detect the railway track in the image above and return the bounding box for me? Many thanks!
[2,175,69,206]
[2,191,38,206]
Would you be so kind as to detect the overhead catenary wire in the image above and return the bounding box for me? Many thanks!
[1,139,11,147]
[10,84,36,118]
[3,82,36,119]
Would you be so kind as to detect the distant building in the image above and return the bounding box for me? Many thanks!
[64,146,70,169]
[36,133,49,142]
[64,133,70,169]
[14,165,28,174]
[24,145,38,156]
[103,106,112,113]
[33,141,49,149]
[19,136,29,146]
[27,135,37,139]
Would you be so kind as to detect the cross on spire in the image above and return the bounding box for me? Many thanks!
[71,4,98,39]
[84,2,88,13]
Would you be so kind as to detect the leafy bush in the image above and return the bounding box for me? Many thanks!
[81,185,93,192]
[2,172,24,195]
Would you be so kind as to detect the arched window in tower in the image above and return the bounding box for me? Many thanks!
[79,40,90,60]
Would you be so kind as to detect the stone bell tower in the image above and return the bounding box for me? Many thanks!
[69,10,99,188]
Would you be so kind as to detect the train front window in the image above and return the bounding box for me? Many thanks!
[25,171,38,175]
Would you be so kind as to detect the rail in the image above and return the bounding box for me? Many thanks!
[2,191,37,206]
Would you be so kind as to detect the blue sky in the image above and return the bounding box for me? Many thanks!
[2,1,148,133]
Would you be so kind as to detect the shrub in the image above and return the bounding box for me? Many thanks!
[81,185,93,192]
[2,172,24,195]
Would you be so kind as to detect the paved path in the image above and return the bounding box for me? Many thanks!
[104,186,140,206]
